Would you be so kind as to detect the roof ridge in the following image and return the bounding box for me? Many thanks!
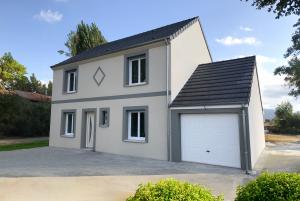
[52,16,199,68]
[197,56,256,67]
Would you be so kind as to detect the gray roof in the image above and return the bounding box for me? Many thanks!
[52,17,199,68]
[171,56,256,107]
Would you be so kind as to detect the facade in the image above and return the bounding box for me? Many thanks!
[50,17,264,170]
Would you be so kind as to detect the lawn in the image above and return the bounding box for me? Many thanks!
[0,140,49,151]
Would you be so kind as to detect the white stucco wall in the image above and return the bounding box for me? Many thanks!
[248,67,265,168]
[170,20,212,100]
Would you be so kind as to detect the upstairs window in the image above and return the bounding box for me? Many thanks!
[64,69,78,94]
[125,52,148,87]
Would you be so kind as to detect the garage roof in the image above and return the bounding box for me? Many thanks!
[171,56,256,107]
[51,17,199,68]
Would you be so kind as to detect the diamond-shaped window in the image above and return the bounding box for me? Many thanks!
[93,67,105,86]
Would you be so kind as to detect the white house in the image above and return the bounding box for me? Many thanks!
[49,17,265,171]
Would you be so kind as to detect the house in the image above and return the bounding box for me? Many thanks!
[50,17,265,171]
[15,90,51,102]
[0,90,51,102]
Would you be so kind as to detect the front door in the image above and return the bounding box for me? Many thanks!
[85,112,95,149]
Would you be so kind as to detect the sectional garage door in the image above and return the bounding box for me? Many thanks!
[181,113,241,168]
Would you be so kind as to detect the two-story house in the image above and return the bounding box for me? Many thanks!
[50,17,265,171]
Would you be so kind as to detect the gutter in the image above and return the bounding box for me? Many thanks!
[165,38,171,161]
[242,105,250,174]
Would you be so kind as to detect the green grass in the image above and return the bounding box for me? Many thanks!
[0,140,49,151]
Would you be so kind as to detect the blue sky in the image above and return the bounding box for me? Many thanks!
[0,0,298,110]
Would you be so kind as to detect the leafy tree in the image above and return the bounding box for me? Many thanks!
[0,52,26,90]
[59,21,107,57]
[243,0,300,18]
[47,81,52,96]
[274,101,293,129]
[243,0,300,97]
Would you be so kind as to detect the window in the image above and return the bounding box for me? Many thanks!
[99,108,110,128]
[123,106,148,142]
[64,69,78,93]
[124,52,148,86]
[128,111,145,140]
[61,111,76,137]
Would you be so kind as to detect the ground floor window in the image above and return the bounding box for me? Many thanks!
[61,110,76,137]
[123,106,148,142]
[128,111,145,140]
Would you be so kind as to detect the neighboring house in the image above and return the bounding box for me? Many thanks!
[50,17,265,171]
[15,90,51,102]
[0,90,51,102]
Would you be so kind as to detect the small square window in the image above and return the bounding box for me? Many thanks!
[99,108,110,128]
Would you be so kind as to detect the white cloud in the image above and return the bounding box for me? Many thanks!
[34,9,63,23]
[215,36,261,46]
[239,26,253,32]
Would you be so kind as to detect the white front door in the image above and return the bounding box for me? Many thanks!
[181,113,241,168]
[85,112,95,149]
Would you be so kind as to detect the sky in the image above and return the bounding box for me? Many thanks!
[0,0,299,111]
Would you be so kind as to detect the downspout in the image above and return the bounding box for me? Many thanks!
[165,38,171,161]
[242,105,250,174]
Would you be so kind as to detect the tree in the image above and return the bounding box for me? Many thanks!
[243,0,300,97]
[47,81,52,96]
[274,101,293,129]
[59,21,107,57]
[0,52,26,90]
[243,0,300,18]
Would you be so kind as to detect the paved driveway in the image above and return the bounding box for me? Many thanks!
[0,147,244,177]
[255,142,300,172]
[0,147,251,201]
[0,143,299,201]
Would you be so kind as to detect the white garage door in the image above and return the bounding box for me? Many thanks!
[181,113,241,168]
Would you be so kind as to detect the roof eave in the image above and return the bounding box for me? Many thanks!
[50,37,168,69]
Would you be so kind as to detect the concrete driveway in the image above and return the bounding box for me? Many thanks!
[0,142,299,201]
[0,147,251,201]
[255,141,300,172]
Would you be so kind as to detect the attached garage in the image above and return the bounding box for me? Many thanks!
[170,56,265,171]
[181,113,241,168]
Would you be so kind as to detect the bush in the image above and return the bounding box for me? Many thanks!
[235,172,300,201]
[127,178,223,201]
[0,92,50,137]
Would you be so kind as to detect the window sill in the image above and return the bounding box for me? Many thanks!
[125,82,148,87]
[61,134,75,138]
[65,91,77,94]
[123,139,147,143]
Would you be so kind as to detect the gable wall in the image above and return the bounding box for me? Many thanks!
[248,67,265,168]
[170,21,212,100]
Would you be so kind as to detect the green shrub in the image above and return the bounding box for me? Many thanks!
[0,93,50,137]
[127,178,223,201]
[235,172,300,201]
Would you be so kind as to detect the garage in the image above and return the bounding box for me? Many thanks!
[181,113,241,168]
[170,57,265,171]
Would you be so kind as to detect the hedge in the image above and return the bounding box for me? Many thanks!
[0,92,50,137]
[235,172,300,201]
[127,178,223,201]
